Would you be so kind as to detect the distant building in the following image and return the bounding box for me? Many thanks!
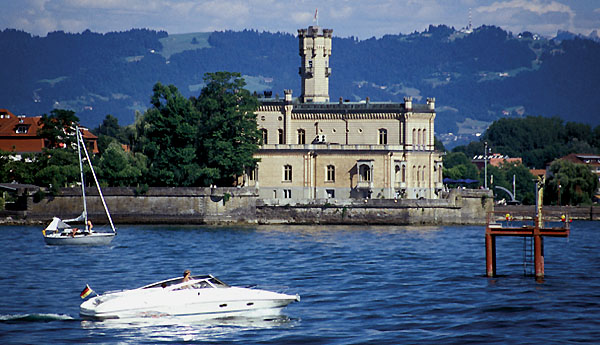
[547,153,600,200]
[529,169,546,178]
[552,153,600,185]
[472,153,522,170]
[0,108,98,156]
[241,26,443,201]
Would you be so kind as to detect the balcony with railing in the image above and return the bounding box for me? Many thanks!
[394,181,407,189]
[356,180,372,189]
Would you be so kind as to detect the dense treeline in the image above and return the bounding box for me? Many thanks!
[445,116,600,205]
[0,72,260,195]
[453,116,600,168]
[2,25,600,135]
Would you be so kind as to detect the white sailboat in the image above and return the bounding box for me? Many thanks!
[42,126,116,245]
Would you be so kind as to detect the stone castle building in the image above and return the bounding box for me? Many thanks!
[244,26,443,201]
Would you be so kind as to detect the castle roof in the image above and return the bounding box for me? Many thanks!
[258,99,433,117]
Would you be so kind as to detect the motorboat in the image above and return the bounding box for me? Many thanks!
[80,274,300,320]
[42,126,116,245]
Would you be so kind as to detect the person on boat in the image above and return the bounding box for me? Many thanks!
[86,220,94,233]
[182,270,192,282]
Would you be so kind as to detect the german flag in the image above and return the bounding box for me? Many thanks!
[80,284,93,299]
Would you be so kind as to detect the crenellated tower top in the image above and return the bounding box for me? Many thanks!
[298,26,332,103]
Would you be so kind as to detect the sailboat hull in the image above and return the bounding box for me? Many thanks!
[43,232,115,245]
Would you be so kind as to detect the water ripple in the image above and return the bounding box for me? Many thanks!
[0,223,599,344]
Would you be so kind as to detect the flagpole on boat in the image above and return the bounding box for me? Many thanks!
[78,127,116,234]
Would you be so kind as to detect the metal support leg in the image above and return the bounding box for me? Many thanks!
[534,235,544,279]
[486,233,496,277]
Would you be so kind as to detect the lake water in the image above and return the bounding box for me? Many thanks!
[1,222,599,344]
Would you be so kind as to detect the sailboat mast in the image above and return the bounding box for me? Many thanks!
[78,128,117,234]
[76,126,88,228]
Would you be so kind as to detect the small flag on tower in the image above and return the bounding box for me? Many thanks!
[80,284,93,299]
[314,8,318,23]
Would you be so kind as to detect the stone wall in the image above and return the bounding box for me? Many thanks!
[26,187,258,224]
[22,187,493,225]
[256,189,493,225]
[495,205,600,221]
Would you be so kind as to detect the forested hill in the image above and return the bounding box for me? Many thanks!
[2,25,599,146]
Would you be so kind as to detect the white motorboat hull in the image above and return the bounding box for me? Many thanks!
[43,232,115,245]
[80,278,300,321]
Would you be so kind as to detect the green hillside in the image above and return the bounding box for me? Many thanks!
[158,32,211,59]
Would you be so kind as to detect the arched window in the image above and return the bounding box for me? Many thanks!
[402,165,406,182]
[297,129,306,144]
[378,128,388,145]
[413,166,417,185]
[326,165,335,182]
[359,165,371,181]
[417,129,422,147]
[283,165,292,181]
[278,129,284,144]
[261,129,268,144]
[422,129,427,149]
[412,129,417,149]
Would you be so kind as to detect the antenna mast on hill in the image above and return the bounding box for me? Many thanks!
[468,8,473,32]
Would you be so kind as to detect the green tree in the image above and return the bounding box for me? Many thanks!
[502,162,536,204]
[544,159,599,205]
[482,116,568,168]
[192,72,260,186]
[93,114,138,156]
[443,152,480,185]
[592,125,600,149]
[0,152,37,184]
[97,142,147,186]
[452,141,484,160]
[37,109,80,149]
[485,162,536,204]
[136,82,204,186]
[34,148,80,193]
[95,114,121,138]
[434,136,445,152]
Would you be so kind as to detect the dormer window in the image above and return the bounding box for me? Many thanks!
[15,125,28,134]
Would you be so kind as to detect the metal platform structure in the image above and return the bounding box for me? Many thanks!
[485,177,570,279]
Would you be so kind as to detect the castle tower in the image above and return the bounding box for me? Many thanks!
[298,26,332,103]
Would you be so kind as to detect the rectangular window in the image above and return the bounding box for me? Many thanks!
[284,189,292,198]
[284,165,292,182]
[326,189,335,198]
[297,129,305,144]
[278,129,284,144]
[326,165,335,182]
[379,128,388,145]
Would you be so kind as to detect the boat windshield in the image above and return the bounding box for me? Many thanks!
[142,275,229,289]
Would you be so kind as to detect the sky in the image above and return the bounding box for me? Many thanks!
[1,0,599,39]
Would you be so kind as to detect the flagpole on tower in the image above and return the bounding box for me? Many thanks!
[314,8,318,26]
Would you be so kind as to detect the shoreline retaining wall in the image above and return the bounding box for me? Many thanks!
[13,187,493,225]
